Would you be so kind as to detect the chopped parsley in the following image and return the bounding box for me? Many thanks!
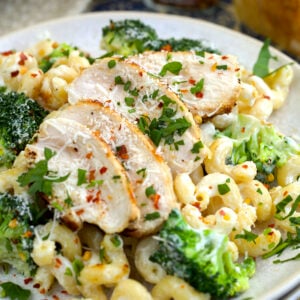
[0,282,31,300]
[145,211,161,221]
[159,61,182,76]
[17,147,70,197]
[216,64,228,70]
[110,234,122,247]
[108,59,116,68]
[145,185,156,198]
[235,230,258,243]
[190,78,204,95]
[191,141,204,154]
[217,182,230,195]
[137,168,147,178]
[77,168,87,186]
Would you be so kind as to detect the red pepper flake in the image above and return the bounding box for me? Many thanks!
[54,258,62,268]
[30,72,38,78]
[60,291,68,295]
[222,55,229,60]
[87,191,101,203]
[263,95,271,100]
[86,152,93,159]
[235,68,241,72]
[88,169,96,181]
[116,145,129,160]
[138,71,143,77]
[241,127,245,133]
[18,52,28,65]
[189,78,196,85]
[268,223,275,228]
[39,288,46,294]
[209,185,213,189]
[1,50,14,56]
[283,190,289,196]
[150,194,160,209]
[76,209,85,216]
[180,89,189,94]
[219,209,226,216]
[100,166,108,174]
[24,277,33,285]
[242,164,248,169]
[33,283,40,289]
[23,230,33,238]
[268,231,274,236]
[192,201,201,210]
[52,295,60,300]
[11,70,19,77]
[161,44,172,52]
[195,91,203,98]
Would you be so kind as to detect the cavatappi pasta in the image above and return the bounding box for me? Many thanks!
[0,32,299,300]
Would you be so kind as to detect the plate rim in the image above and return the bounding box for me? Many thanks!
[0,10,299,300]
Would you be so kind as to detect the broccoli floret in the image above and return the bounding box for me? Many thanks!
[0,192,39,276]
[219,114,300,183]
[150,209,255,299]
[101,19,161,56]
[100,19,220,56]
[0,90,48,169]
[158,37,220,54]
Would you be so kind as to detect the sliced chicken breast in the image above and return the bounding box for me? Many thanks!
[52,101,178,236]
[128,51,241,119]
[22,117,138,233]
[68,58,208,175]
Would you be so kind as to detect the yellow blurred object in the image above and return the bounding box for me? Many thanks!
[234,0,300,58]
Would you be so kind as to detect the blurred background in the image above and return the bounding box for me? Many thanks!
[0,0,299,62]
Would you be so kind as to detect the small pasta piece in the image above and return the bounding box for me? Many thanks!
[26,39,57,62]
[51,254,80,295]
[134,236,166,284]
[0,51,44,98]
[181,204,209,229]
[32,221,82,263]
[204,138,257,183]
[244,96,273,121]
[234,203,257,232]
[111,279,152,300]
[33,266,55,294]
[151,275,210,300]
[32,239,55,266]
[77,282,107,300]
[174,173,208,210]
[79,234,130,286]
[276,155,300,186]
[233,228,281,257]
[181,204,238,235]
[214,207,238,235]
[40,64,78,110]
[195,173,243,213]
[239,180,272,222]
[270,181,300,233]
[190,164,205,185]
[264,64,294,109]
[78,223,104,251]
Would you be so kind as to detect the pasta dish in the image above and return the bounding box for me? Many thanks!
[0,17,299,300]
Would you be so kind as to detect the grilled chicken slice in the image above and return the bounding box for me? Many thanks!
[22,117,138,233]
[52,101,178,236]
[128,51,241,119]
[68,58,208,175]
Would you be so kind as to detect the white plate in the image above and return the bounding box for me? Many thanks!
[0,11,299,300]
